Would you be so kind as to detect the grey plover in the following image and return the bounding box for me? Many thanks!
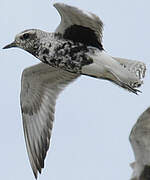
[130,107,150,180]
[3,3,146,178]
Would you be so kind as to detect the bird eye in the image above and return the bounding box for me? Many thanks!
[21,33,30,40]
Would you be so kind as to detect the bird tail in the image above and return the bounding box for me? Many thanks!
[113,57,146,80]
[82,51,146,94]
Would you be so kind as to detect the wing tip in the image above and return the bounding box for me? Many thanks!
[34,172,38,179]
[32,163,44,179]
[53,2,66,8]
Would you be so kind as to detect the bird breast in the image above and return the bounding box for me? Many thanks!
[37,36,94,73]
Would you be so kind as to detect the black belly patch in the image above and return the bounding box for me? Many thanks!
[42,48,49,54]
[63,25,104,50]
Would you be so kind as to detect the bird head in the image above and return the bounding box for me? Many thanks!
[3,29,43,56]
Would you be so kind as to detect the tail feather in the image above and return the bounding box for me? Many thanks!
[113,57,146,80]
[105,65,142,94]
[82,51,146,94]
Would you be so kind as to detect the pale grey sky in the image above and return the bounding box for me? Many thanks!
[0,0,150,179]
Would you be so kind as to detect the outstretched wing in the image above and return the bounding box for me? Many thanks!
[129,107,150,180]
[20,63,79,178]
[54,3,104,50]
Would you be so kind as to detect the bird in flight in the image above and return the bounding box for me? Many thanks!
[3,3,146,178]
[130,107,150,180]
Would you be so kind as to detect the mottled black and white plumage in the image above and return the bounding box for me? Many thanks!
[3,3,146,179]
[130,107,150,180]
